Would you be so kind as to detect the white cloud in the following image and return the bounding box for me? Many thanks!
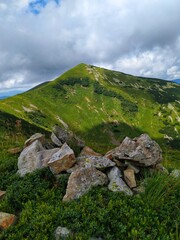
[0,0,180,90]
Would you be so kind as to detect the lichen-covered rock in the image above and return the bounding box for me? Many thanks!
[124,168,136,188]
[107,167,133,196]
[55,226,71,240]
[63,167,108,201]
[24,133,45,147]
[48,143,76,174]
[17,140,44,176]
[0,212,17,230]
[109,134,162,167]
[52,126,69,144]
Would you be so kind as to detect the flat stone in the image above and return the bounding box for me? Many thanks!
[48,143,76,174]
[63,167,108,201]
[0,212,17,230]
[124,168,136,188]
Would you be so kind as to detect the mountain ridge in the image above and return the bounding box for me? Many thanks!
[0,63,179,164]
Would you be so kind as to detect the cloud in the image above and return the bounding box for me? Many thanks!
[0,0,180,90]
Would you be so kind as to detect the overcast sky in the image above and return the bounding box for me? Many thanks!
[0,0,180,92]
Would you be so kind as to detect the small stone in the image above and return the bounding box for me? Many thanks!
[170,169,180,178]
[7,147,21,154]
[55,226,71,240]
[0,212,17,230]
[154,164,169,174]
[124,168,136,188]
[51,132,63,147]
[125,162,140,174]
[24,133,45,147]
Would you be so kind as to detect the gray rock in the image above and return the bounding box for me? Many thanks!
[48,143,76,174]
[55,226,71,240]
[24,133,45,147]
[63,167,108,201]
[52,126,69,144]
[111,134,162,167]
[17,140,44,176]
[107,167,133,196]
[170,169,180,178]
[51,132,63,147]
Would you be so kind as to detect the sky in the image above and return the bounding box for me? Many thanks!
[0,0,180,93]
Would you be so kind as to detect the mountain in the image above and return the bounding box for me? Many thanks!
[172,79,180,84]
[0,63,179,162]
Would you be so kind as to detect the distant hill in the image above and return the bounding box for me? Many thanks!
[0,90,23,100]
[0,63,179,161]
[172,79,180,84]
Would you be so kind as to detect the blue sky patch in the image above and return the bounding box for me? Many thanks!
[29,0,60,14]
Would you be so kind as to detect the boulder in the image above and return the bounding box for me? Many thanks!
[55,226,71,240]
[37,148,60,167]
[17,140,44,176]
[80,146,102,157]
[0,191,6,200]
[24,133,45,147]
[170,169,180,178]
[51,132,63,147]
[124,168,136,188]
[63,167,108,201]
[0,212,17,230]
[107,167,133,196]
[48,143,76,174]
[110,134,162,167]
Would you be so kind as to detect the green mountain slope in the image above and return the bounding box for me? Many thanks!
[0,63,179,165]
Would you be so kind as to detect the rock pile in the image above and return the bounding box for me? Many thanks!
[17,128,165,200]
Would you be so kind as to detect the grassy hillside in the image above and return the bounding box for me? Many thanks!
[0,63,179,167]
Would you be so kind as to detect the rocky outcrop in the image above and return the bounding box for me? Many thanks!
[107,134,162,167]
[63,167,108,201]
[107,167,133,196]
[17,140,44,176]
[24,133,45,147]
[0,212,17,230]
[48,143,76,174]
